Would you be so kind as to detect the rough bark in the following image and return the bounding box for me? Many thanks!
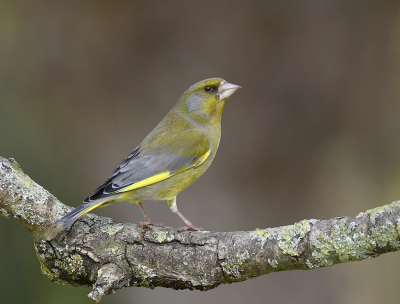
[1,156,400,302]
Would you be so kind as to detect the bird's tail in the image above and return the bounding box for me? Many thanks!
[53,201,104,229]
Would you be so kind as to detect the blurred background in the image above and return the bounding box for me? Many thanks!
[1,0,400,303]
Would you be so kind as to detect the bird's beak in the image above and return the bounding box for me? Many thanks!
[218,81,241,101]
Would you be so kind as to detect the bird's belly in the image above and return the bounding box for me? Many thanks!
[129,164,210,202]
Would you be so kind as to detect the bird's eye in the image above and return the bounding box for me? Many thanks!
[204,86,212,92]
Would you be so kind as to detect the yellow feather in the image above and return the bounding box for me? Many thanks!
[80,201,106,216]
[117,150,211,193]
[196,150,211,167]
[118,171,171,193]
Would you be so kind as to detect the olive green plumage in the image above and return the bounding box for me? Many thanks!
[55,78,241,231]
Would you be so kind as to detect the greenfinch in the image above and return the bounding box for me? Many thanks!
[55,78,241,231]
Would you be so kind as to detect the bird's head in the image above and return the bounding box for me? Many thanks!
[176,78,241,124]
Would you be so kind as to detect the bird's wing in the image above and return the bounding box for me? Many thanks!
[84,129,210,202]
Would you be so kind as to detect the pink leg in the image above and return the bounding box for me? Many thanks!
[138,202,164,227]
[176,209,203,232]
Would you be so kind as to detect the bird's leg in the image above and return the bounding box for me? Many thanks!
[168,198,203,232]
[175,210,203,232]
[138,202,164,227]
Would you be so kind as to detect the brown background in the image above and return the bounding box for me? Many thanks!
[1,1,400,303]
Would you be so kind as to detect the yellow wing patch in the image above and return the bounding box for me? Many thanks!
[196,149,211,166]
[118,172,171,193]
[117,150,211,193]
[80,201,106,217]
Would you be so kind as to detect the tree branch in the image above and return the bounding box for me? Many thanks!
[1,156,400,302]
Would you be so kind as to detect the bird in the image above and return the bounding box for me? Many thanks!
[54,78,241,231]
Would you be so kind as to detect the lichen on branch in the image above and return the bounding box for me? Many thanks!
[1,156,400,302]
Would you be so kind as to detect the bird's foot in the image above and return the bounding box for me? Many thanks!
[138,220,164,228]
[175,210,203,232]
[177,223,203,232]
